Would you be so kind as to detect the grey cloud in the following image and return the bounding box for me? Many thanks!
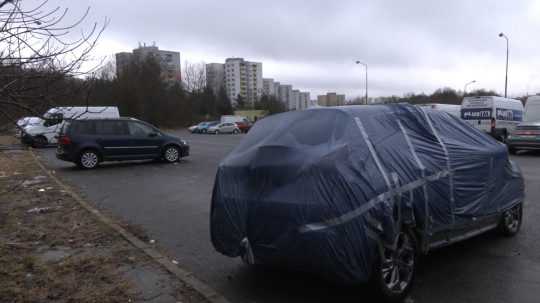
[64,0,540,96]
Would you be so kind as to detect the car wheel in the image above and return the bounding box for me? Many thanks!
[498,203,522,237]
[233,129,240,134]
[215,130,220,135]
[163,145,180,163]
[78,150,99,169]
[32,135,48,148]
[372,229,417,303]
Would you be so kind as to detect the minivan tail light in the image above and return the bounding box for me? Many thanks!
[59,135,71,145]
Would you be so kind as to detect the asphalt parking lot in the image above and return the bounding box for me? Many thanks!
[35,129,540,303]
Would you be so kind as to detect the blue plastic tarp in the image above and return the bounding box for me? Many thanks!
[210,104,524,284]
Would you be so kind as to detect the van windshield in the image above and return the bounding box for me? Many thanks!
[525,104,540,122]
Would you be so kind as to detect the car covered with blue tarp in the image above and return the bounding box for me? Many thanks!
[210,104,524,301]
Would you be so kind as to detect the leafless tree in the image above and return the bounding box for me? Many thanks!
[182,60,206,93]
[0,0,107,126]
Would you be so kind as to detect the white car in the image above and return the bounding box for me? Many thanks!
[15,117,43,137]
[207,122,240,134]
[23,106,120,147]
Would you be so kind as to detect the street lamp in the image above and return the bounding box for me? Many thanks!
[464,80,477,96]
[355,60,368,104]
[499,32,509,98]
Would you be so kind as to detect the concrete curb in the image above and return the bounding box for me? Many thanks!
[30,150,231,303]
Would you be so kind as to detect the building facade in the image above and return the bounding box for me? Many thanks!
[317,92,346,106]
[115,44,181,84]
[299,92,311,110]
[224,58,263,106]
[205,63,225,94]
[278,84,293,110]
[263,78,277,97]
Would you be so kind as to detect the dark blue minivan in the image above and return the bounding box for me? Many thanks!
[56,118,189,169]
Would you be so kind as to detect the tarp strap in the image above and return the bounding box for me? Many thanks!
[397,120,430,238]
[354,117,391,189]
[240,237,255,265]
[420,107,455,227]
[298,170,450,233]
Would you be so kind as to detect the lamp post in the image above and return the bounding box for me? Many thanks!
[499,32,509,98]
[355,60,368,104]
[464,80,477,96]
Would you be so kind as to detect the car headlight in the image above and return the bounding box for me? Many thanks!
[181,140,188,145]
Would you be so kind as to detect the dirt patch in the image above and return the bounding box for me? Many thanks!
[0,149,209,303]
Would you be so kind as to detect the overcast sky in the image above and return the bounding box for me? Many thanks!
[55,0,540,98]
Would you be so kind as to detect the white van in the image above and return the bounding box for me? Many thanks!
[421,104,461,117]
[23,106,120,147]
[524,95,540,122]
[461,96,523,141]
[220,115,249,124]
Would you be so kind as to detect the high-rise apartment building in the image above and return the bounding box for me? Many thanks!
[224,58,263,105]
[299,92,311,110]
[317,92,346,106]
[291,90,300,110]
[115,44,181,84]
[206,63,225,94]
[263,78,277,96]
[278,84,293,109]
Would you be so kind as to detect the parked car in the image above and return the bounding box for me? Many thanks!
[15,117,42,137]
[207,122,240,134]
[22,106,120,147]
[220,115,248,124]
[507,122,540,154]
[235,120,252,133]
[461,96,523,142]
[56,117,189,169]
[194,121,219,134]
[211,104,524,302]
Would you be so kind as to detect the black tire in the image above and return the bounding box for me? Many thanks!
[498,203,523,237]
[163,145,180,163]
[77,149,100,169]
[508,147,517,155]
[372,229,417,303]
[233,129,240,134]
[32,135,48,148]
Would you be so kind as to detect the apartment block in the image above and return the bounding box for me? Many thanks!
[291,90,300,110]
[299,92,311,110]
[317,92,346,106]
[224,58,263,105]
[263,78,277,96]
[278,84,293,109]
[115,44,181,84]
[206,63,225,94]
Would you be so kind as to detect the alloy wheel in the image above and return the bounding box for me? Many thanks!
[80,151,98,169]
[503,205,521,233]
[164,146,179,162]
[380,231,416,294]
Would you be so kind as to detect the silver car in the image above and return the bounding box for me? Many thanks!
[208,122,240,134]
[507,122,540,154]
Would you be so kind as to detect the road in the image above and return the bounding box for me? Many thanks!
[35,130,540,303]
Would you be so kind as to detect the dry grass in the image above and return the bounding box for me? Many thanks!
[0,150,144,302]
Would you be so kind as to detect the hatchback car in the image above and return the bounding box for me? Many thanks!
[211,104,524,302]
[56,118,189,169]
[207,122,240,134]
[507,122,540,154]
